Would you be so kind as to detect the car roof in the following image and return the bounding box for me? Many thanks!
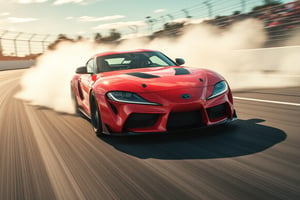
[93,49,158,58]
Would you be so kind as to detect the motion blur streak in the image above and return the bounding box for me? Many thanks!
[16,19,300,114]
[234,96,300,107]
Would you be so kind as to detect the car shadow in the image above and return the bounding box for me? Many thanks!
[101,119,286,160]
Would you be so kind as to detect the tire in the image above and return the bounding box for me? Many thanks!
[71,86,80,115]
[90,93,104,136]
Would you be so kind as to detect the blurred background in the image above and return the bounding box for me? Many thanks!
[0,0,300,58]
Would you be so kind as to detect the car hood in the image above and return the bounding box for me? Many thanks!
[93,66,224,93]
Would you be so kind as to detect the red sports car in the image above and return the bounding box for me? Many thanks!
[71,49,237,136]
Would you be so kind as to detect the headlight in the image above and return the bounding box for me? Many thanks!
[207,81,228,100]
[107,91,160,106]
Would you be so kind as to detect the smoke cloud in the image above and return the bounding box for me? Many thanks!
[16,18,300,113]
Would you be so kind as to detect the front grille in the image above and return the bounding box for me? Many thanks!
[206,103,227,120]
[124,113,160,129]
[167,110,203,131]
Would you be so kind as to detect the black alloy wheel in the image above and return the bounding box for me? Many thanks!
[91,94,104,136]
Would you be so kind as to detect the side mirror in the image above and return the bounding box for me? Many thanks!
[76,66,88,74]
[175,58,185,66]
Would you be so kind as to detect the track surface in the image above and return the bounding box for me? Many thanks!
[0,69,299,200]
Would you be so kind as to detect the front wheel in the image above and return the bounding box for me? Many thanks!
[90,94,104,136]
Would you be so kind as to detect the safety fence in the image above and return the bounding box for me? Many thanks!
[0,0,299,57]
[0,31,57,57]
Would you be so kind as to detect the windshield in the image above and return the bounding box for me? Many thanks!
[96,51,177,73]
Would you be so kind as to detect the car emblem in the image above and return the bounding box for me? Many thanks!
[181,94,191,99]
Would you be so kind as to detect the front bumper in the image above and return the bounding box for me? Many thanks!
[104,115,238,136]
[95,89,236,135]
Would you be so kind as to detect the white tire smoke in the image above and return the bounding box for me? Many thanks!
[16,19,300,114]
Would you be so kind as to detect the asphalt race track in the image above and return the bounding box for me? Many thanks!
[0,69,299,200]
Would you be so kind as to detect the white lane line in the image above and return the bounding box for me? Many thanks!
[24,105,86,200]
[233,96,300,107]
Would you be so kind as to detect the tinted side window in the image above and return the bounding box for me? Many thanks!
[86,59,94,73]
[149,55,169,66]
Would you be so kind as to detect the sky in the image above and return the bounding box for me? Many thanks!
[0,0,294,38]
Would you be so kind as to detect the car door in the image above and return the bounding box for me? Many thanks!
[78,58,95,113]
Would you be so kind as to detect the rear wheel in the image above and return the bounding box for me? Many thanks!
[71,86,80,115]
[90,93,104,136]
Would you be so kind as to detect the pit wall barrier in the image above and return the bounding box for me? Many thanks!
[0,60,35,71]
[234,45,300,73]
[0,45,299,73]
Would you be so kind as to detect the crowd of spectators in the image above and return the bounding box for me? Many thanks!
[155,1,300,46]
[256,0,300,44]
[259,0,300,29]
[207,0,300,45]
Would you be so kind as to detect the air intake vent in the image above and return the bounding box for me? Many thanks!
[206,103,227,120]
[124,113,160,129]
[126,72,160,79]
[174,68,190,75]
[167,110,203,130]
